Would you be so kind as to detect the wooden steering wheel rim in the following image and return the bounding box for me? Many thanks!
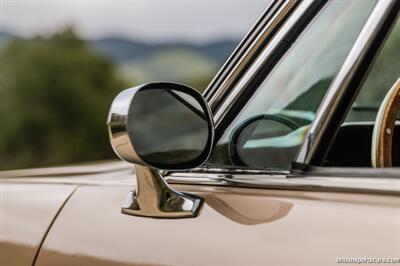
[371,78,400,168]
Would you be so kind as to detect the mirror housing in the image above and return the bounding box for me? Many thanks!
[108,82,214,170]
[107,82,214,218]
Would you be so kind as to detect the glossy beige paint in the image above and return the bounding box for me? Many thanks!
[1,162,400,265]
[31,170,400,265]
[0,184,76,265]
[0,161,129,266]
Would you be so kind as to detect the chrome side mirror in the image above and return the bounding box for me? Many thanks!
[107,82,214,218]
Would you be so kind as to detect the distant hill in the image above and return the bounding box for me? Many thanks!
[118,48,219,83]
[89,37,237,64]
[0,31,238,64]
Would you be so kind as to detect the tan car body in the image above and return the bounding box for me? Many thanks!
[1,161,399,266]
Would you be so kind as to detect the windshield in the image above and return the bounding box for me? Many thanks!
[205,0,377,170]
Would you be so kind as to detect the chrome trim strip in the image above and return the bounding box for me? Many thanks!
[205,0,299,113]
[341,120,400,127]
[189,167,289,175]
[166,172,400,196]
[295,0,397,164]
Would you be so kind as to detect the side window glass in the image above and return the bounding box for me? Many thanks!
[325,16,400,167]
[206,0,377,170]
[346,18,400,122]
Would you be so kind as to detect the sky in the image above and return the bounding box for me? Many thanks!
[0,0,270,43]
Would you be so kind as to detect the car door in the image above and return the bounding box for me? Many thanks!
[34,1,400,265]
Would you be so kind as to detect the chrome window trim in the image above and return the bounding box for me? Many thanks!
[202,0,279,102]
[205,0,300,113]
[212,0,316,124]
[166,172,400,196]
[295,0,399,165]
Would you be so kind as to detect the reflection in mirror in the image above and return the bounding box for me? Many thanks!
[229,114,309,168]
[128,88,209,166]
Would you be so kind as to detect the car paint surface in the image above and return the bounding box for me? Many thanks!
[0,184,75,265]
[0,161,129,265]
[2,162,397,266]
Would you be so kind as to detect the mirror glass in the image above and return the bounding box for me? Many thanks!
[128,88,210,168]
[230,115,309,168]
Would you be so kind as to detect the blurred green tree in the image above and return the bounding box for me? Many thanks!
[0,28,128,170]
[183,73,213,93]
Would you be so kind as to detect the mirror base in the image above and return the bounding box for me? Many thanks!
[121,165,203,218]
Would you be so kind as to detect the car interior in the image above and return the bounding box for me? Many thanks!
[324,121,400,167]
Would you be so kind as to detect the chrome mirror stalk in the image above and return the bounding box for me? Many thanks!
[121,165,203,218]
